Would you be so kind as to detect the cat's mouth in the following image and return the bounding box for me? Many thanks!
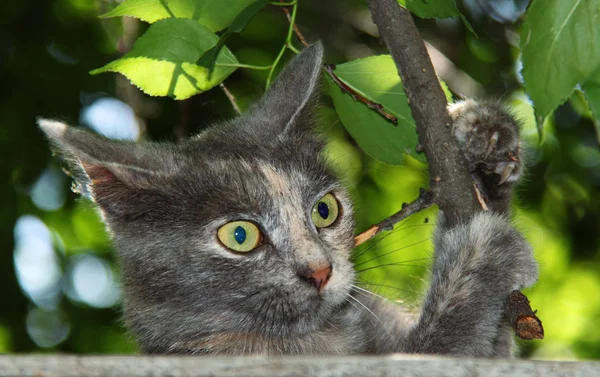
[234,276,350,337]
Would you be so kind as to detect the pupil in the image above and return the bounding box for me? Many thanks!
[318,202,329,219]
[234,226,246,244]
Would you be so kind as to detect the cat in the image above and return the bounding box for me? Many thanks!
[39,43,537,356]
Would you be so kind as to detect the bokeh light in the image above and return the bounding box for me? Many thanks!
[80,97,140,141]
[25,307,70,348]
[30,166,67,212]
[64,253,120,308]
[13,216,62,310]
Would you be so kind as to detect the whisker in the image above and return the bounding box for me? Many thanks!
[353,237,433,268]
[356,279,420,296]
[355,258,431,274]
[352,221,433,261]
[324,318,339,331]
[351,284,395,306]
[233,290,262,306]
[352,231,397,261]
[346,293,384,327]
[345,295,361,312]
[352,223,408,258]
[353,221,434,260]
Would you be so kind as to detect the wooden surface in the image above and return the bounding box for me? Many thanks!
[0,355,597,377]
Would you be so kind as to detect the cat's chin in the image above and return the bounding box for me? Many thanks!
[285,283,353,335]
[248,283,352,338]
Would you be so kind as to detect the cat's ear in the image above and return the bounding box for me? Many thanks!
[246,42,324,135]
[38,119,179,207]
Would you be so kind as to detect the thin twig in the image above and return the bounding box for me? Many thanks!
[279,0,309,47]
[354,189,434,246]
[325,64,398,125]
[506,291,544,340]
[219,83,241,115]
[278,4,398,125]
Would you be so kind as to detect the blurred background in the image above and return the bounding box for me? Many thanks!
[2,0,599,359]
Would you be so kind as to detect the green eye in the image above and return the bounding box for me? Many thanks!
[217,221,263,253]
[312,193,339,228]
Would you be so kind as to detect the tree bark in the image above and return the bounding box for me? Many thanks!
[507,291,544,340]
[364,0,543,341]
[365,0,480,227]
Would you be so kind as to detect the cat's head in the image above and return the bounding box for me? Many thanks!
[40,44,357,353]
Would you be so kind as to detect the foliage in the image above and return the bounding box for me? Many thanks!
[403,0,459,19]
[91,19,238,99]
[327,55,453,164]
[2,0,600,360]
[583,71,600,143]
[99,0,259,32]
[326,56,423,165]
[521,0,600,132]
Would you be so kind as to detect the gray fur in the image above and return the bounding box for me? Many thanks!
[448,100,523,213]
[39,43,537,356]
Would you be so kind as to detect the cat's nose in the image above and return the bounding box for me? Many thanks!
[299,263,332,292]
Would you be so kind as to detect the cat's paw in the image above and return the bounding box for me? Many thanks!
[448,100,522,186]
[435,211,538,290]
[469,213,538,290]
[435,212,538,295]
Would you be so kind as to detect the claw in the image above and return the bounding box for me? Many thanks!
[485,131,499,160]
[498,162,515,185]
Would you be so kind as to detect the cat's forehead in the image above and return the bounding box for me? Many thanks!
[202,156,332,196]
[179,122,339,218]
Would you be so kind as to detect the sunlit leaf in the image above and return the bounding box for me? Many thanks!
[100,0,258,32]
[521,0,600,132]
[90,19,238,100]
[327,58,418,165]
[328,55,452,165]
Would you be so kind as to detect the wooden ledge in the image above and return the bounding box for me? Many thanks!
[0,355,598,377]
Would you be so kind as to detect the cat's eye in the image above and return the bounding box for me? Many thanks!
[217,221,263,253]
[311,193,339,228]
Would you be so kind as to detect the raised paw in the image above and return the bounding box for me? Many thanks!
[436,212,538,293]
[448,100,522,186]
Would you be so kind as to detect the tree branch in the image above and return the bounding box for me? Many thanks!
[325,64,398,124]
[364,0,543,341]
[365,0,480,227]
[279,0,309,47]
[278,5,397,124]
[220,83,241,115]
[354,189,434,246]
[507,291,544,340]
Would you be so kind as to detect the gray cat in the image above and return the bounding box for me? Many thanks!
[39,43,537,356]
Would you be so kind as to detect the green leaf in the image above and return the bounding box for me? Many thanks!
[100,0,258,32]
[198,0,269,72]
[582,69,600,144]
[404,0,458,18]
[327,55,426,165]
[90,19,238,100]
[222,0,270,35]
[521,0,600,127]
[401,0,475,35]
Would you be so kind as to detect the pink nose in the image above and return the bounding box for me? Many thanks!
[300,264,332,292]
